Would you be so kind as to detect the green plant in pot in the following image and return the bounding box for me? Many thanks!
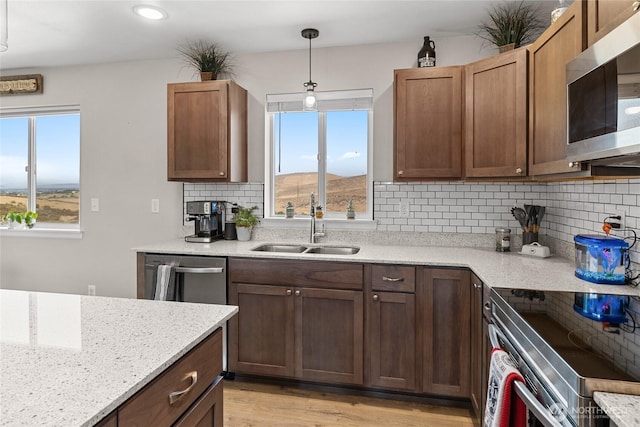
[2,211,38,229]
[178,40,233,81]
[477,0,546,52]
[233,205,259,241]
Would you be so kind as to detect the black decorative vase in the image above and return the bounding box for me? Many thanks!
[417,36,436,68]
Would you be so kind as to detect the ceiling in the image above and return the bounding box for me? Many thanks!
[0,0,557,71]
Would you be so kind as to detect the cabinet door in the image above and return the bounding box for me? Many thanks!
[228,283,295,377]
[168,81,228,180]
[465,48,528,178]
[419,268,471,397]
[469,274,484,421]
[588,0,640,46]
[367,291,416,391]
[296,287,364,385]
[529,1,587,176]
[394,67,463,180]
[173,378,223,427]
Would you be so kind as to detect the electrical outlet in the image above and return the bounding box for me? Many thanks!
[90,198,99,212]
[88,285,96,296]
[399,200,410,218]
[151,199,160,213]
[614,208,628,229]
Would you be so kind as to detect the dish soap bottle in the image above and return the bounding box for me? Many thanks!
[417,36,436,68]
[346,200,356,220]
[285,201,294,218]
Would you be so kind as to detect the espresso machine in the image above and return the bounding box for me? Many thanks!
[185,201,225,243]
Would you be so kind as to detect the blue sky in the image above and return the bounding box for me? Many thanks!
[274,110,367,177]
[0,114,80,189]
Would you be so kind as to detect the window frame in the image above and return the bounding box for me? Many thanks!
[264,90,373,221]
[0,105,81,234]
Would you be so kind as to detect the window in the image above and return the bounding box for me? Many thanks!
[0,106,80,228]
[267,90,372,219]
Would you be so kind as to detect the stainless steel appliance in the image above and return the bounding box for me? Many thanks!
[143,254,229,370]
[185,201,225,243]
[566,12,640,166]
[489,288,640,427]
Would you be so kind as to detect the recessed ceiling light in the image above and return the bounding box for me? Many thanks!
[133,5,168,20]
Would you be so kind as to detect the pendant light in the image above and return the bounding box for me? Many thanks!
[301,28,319,111]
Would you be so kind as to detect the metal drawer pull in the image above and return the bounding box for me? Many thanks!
[169,371,198,405]
[513,382,562,427]
[174,267,224,274]
[633,1,640,12]
[382,276,404,282]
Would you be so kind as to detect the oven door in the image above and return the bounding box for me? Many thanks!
[488,324,568,427]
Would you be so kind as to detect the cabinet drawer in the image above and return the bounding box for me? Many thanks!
[371,265,415,292]
[119,328,222,427]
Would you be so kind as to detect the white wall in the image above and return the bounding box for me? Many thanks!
[0,36,494,297]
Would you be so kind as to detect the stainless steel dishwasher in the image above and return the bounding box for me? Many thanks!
[143,254,229,372]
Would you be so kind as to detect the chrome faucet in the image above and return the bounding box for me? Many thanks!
[309,192,325,243]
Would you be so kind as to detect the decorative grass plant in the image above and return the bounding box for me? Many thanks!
[477,1,546,50]
[178,40,233,80]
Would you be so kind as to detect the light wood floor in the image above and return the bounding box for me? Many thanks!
[224,380,476,427]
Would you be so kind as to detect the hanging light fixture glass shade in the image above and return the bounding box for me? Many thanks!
[301,28,319,111]
[0,0,8,52]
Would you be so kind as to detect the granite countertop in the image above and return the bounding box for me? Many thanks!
[134,238,640,297]
[594,392,640,427]
[0,289,238,427]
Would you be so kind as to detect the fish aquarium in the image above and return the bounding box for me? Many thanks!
[574,234,628,285]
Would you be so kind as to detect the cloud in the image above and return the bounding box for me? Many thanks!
[339,151,360,160]
[300,154,317,160]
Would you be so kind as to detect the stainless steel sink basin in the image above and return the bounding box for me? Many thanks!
[251,244,308,253]
[304,246,360,255]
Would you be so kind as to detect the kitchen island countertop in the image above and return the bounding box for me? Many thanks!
[0,289,237,427]
[134,238,640,297]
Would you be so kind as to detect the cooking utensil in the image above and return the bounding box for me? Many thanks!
[511,207,527,230]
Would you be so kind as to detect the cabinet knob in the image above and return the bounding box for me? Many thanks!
[219,171,225,176]
[373,294,379,301]
[568,161,580,168]
[473,283,481,289]
[484,302,491,311]
[286,289,292,296]
[295,290,301,296]
[633,1,640,11]
[398,170,404,176]
[515,167,523,175]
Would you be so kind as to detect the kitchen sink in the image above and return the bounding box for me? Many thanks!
[250,243,360,255]
[251,244,308,253]
[304,246,360,255]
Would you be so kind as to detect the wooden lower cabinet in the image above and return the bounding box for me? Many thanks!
[228,258,364,386]
[470,273,485,422]
[366,290,416,391]
[419,268,471,398]
[110,328,224,427]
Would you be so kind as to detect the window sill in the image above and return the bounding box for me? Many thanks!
[0,227,83,239]
[260,217,378,230]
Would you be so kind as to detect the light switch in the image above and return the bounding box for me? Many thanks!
[91,198,100,212]
[151,199,160,213]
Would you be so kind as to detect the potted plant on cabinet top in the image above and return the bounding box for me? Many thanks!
[477,0,546,52]
[178,39,233,81]
[233,205,259,241]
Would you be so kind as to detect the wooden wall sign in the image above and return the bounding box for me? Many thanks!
[0,74,43,95]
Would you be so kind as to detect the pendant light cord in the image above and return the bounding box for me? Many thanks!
[278,110,282,173]
[308,36,312,83]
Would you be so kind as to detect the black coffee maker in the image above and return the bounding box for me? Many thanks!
[185,201,225,243]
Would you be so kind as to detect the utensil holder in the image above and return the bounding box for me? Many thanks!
[523,232,538,245]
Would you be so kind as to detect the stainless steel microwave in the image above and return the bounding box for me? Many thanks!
[566,12,640,165]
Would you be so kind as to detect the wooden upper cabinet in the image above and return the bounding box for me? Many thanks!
[167,80,247,182]
[394,67,463,180]
[588,0,640,46]
[464,48,528,178]
[528,0,587,176]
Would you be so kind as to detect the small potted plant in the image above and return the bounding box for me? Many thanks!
[24,211,38,229]
[233,205,259,241]
[477,1,546,52]
[178,40,233,81]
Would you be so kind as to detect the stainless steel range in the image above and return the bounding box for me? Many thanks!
[489,288,640,427]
